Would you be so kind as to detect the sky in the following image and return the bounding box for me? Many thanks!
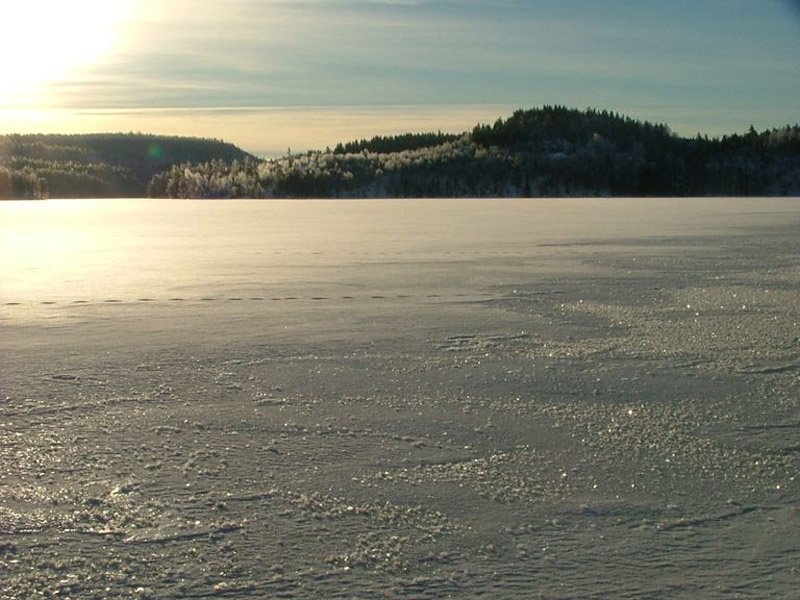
[1,0,798,156]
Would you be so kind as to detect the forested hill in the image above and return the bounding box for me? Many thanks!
[0,133,254,199]
[4,108,800,199]
[151,106,800,199]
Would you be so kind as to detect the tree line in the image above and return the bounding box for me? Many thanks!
[3,108,799,199]
[151,107,800,199]
[1,133,253,199]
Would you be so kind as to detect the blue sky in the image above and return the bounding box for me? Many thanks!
[1,0,798,156]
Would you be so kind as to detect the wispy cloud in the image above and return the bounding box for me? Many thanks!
[1,0,797,148]
[52,0,795,111]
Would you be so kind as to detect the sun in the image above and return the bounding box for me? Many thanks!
[0,1,135,107]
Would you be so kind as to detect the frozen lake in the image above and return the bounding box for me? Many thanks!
[2,197,799,598]
[3,196,798,309]
[3,197,797,350]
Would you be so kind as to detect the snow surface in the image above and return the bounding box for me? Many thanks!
[2,197,798,598]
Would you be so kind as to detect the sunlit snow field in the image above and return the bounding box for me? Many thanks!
[2,198,798,598]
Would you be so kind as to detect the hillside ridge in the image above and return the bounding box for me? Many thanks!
[152,106,800,198]
[3,107,799,199]
[1,133,253,199]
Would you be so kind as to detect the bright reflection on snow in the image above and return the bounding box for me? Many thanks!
[2,197,798,310]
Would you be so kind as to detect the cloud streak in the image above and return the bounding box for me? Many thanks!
[1,0,797,152]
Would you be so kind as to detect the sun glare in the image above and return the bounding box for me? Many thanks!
[0,1,135,107]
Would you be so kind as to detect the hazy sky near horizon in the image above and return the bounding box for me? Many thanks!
[1,0,798,156]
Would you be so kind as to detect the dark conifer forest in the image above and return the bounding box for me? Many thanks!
[0,133,253,199]
[3,107,799,199]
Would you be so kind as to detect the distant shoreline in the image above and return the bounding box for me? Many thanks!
[3,107,799,200]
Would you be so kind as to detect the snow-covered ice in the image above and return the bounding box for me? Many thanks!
[2,197,798,598]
